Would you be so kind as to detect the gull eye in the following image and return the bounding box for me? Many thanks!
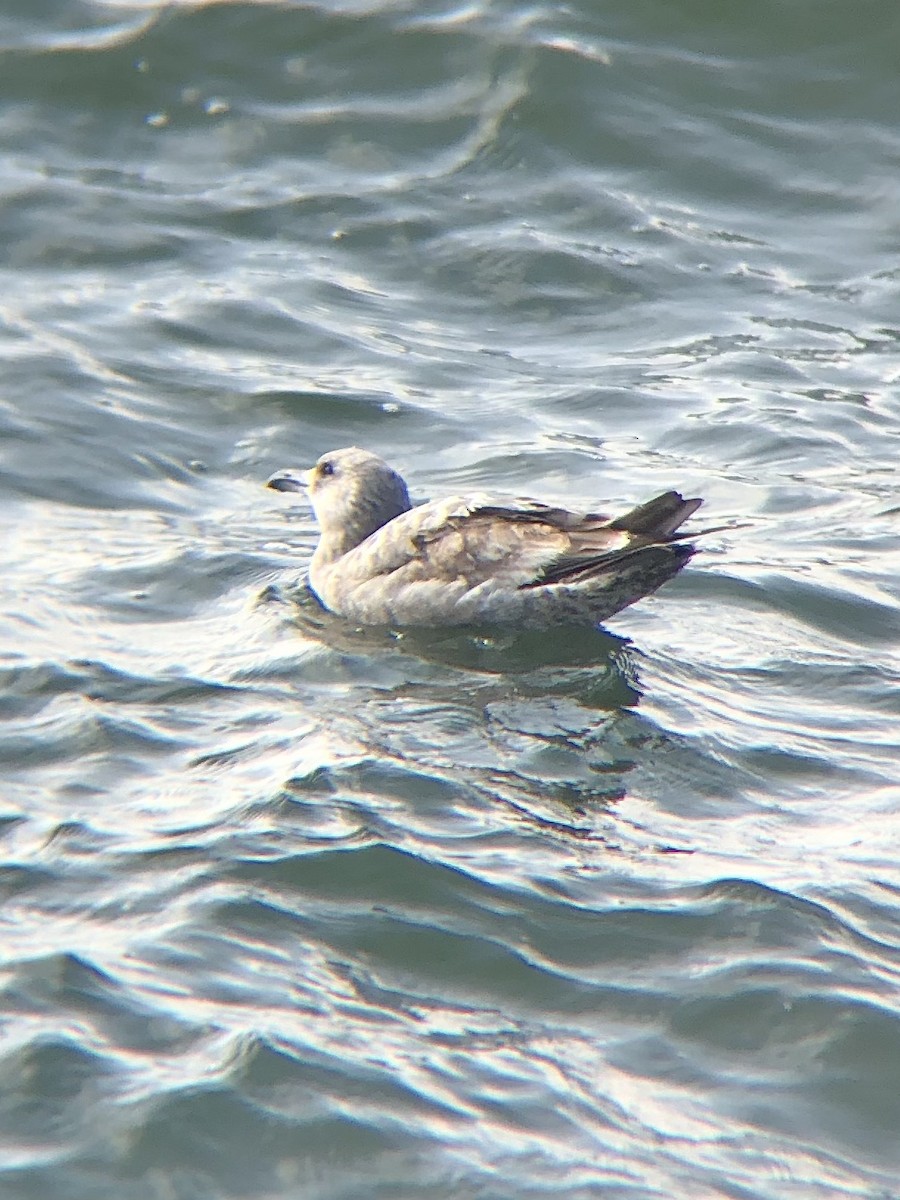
[318,459,335,477]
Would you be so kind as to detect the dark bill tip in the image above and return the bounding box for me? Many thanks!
[267,468,307,493]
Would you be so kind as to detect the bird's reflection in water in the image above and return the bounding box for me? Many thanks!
[258,582,646,837]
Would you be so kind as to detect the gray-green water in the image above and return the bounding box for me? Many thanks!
[2,1,900,1196]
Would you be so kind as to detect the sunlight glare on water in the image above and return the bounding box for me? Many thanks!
[1,0,900,1197]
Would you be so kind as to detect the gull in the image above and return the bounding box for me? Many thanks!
[267,447,711,629]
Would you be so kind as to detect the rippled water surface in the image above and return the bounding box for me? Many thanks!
[2,1,900,1196]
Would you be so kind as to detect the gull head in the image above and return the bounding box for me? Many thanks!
[268,446,412,556]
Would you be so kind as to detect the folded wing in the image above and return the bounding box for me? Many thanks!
[353,490,703,592]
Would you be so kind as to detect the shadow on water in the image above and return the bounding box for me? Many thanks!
[258,579,641,700]
[255,583,732,846]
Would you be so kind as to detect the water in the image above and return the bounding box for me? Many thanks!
[2,1,900,1196]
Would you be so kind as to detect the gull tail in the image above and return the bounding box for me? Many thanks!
[607,490,703,540]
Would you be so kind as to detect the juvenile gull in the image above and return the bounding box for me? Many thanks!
[267,447,708,629]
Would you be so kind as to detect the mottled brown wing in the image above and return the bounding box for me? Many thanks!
[407,501,629,590]
[400,491,702,591]
[517,491,703,588]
